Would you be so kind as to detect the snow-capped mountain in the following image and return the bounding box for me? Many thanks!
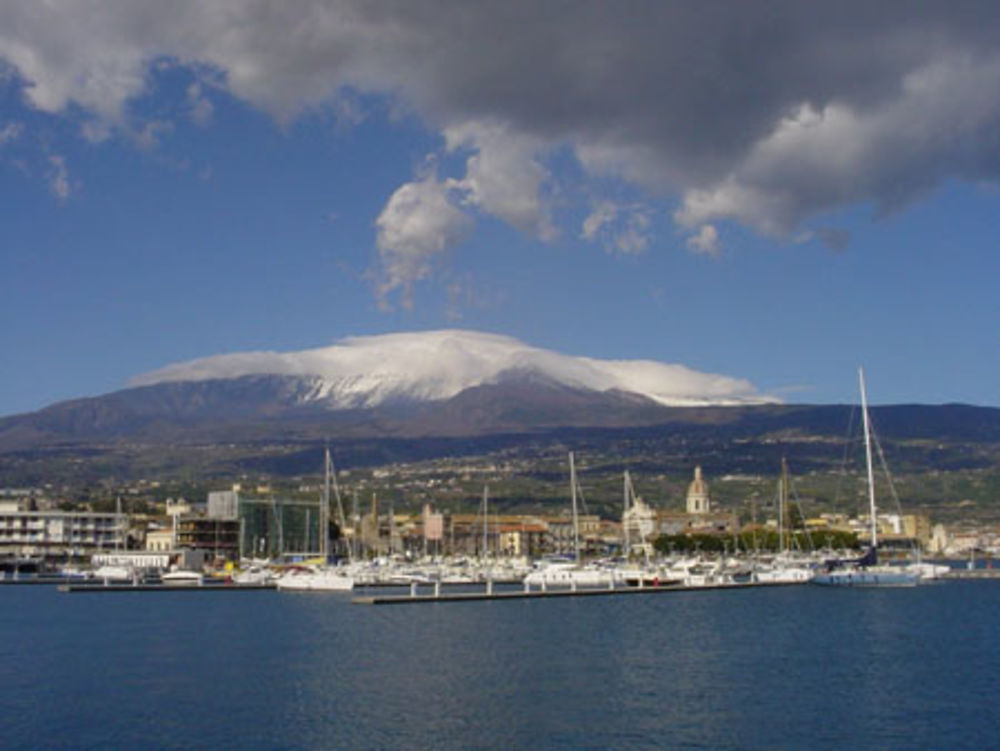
[0,330,781,450]
[130,330,775,408]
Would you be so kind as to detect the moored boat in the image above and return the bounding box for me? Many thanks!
[162,569,204,586]
[811,369,919,588]
[276,566,354,592]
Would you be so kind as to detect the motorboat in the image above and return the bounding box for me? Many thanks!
[276,566,354,592]
[162,569,204,586]
[92,564,134,583]
[523,559,615,588]
[231,565,275,585]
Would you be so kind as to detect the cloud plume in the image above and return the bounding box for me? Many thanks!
[131,329,776,407]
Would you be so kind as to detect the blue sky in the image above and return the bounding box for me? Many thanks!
[2,3,999,416]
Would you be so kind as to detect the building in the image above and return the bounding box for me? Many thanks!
[655,509,738,537]
[496,522,547,558]
[686,466,711,514]
[0,500,126,558]
[176,517,240,562]
[207,490,239,520]
[545,514,602,555]
[145,528,175,552]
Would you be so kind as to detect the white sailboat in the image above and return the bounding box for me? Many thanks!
[524,452,615,589]
[812,368,919,587]
[275,447,355,592]
[751,459,815,584]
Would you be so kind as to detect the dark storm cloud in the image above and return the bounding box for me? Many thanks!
[3,0,999,285]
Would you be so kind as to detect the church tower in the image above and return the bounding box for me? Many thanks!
[686,466,711,515]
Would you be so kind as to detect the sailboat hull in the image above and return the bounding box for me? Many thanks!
[811,569,918,587]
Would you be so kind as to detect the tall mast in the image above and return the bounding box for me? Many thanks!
[320,446,330,559]
[351,490,360,560]
[779,457,789,554]
[116,496,123,552]
[481,484,490,559]
[570,452,580,561]
[623,470,633,558]
[328,447,350,562]
[859,367,878,549]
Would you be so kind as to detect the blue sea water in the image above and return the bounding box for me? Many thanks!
[2,582,998,750]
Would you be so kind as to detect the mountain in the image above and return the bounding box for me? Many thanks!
[0,330,777,448]
[1,330,999,488]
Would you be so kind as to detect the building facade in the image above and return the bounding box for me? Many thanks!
[686,466,711,514]
[0,501,126,558]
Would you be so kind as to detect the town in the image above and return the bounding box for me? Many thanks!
[2,457,995,580]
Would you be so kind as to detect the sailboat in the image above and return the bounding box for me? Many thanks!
[751,459,815,584]
[276,447,354,592]
[812,368,919,587]
[524,452,615,589]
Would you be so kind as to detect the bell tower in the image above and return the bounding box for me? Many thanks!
[686,466,711,515]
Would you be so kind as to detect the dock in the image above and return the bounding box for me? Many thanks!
[352,579,799,605]
[941,569,1000,580]
[58,582,276,593]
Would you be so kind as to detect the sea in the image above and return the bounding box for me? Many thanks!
[2,579,999,750]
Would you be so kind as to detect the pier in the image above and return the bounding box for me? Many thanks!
[352,579,801,605]
[941,569,1000,580]
[58,582,276,593]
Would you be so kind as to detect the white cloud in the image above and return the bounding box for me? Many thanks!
[0,121,22,144]
[581,201,616,242]
[46,154,70,199]
[444,120,556,241]
[580,201,654,255]
[374,173,472,308]
[186,82,214,126]
[131,119,174,151]
[686,224,720,256]
[130,329,776,407]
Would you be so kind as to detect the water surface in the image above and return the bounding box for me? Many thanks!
[2,582,997,750]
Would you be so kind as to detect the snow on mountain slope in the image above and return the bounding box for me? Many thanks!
[129,330,776,408]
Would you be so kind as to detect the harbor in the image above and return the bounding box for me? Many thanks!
[36,558,997,597]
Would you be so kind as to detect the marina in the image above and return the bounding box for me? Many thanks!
[38,558,996,597]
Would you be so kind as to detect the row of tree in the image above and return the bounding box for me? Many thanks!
[653,530,863,554]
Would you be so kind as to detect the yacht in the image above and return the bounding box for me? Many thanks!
[276,565,354,592]
[812,369,919,588]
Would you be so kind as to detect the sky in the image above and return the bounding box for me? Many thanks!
[1,1,999,417]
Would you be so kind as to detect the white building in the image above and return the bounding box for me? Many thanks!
[207,490,239,520]
[145,528,175,552]
[0,504,126,557]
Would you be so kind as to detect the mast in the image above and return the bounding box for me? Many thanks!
[481,484,490,559]
[328,447,350,562]
[116,496,123,552]
[389,499,398,555]
[623,470,634,558]
[320,446,330,559]
[570,452,580,561]
[779,457,789,554]
[859,367,878,549]
[351,490,360,560]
